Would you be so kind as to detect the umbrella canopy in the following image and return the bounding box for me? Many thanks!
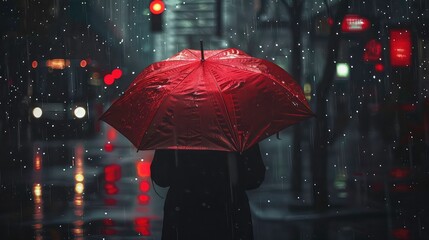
[100,47,313,152]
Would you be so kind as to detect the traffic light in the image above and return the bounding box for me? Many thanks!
[149,0,165,32]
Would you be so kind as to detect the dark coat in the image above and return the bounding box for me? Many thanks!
[150,144,265,240]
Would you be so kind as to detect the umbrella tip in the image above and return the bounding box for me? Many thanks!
[200,40,205,61]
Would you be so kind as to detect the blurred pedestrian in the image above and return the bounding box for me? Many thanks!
[151,144,265,240]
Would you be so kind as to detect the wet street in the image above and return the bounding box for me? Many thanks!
[1,124,165,239]
[1,122,428,240]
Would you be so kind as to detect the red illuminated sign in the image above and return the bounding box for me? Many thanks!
[390,29,412,67]
[341,15,370,32]
[363,39,382,62]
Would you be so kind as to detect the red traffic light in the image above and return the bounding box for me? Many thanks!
[150,0,165,15]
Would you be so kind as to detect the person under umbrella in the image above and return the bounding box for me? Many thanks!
[100,43,313,240]
[151,144,265,240]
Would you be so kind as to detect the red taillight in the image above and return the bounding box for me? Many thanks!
[104,74,115,85]
[111,68,122,79]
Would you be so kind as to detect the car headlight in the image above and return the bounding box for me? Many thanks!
[74,107,86,119]
[32,107,43,118]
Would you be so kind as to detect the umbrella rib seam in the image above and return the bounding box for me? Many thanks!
[214,61,312,113]
[184,49,200,59]
[205,64,240,151]
[143,60,196,80]
[205,48,249,60]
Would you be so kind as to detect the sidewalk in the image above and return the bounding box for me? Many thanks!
[248,184,386,222]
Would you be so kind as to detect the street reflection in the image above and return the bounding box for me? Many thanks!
[134,217,151,236]
[32,148,44,240]
[32,183,44,240]
[136,160,151,206]
[73,144,85,240]
[102,218,118,235]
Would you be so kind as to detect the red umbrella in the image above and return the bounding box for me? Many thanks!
[100,45,313,152]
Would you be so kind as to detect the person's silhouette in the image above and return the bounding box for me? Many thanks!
[150,144,265,240]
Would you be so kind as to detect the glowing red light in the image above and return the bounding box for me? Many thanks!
[104,183,119,195]
[103,219,115,226]
[134,217,151,236]
[104,74,115,85]
[393,184,412,193]
[102,228,118,235]
[111,68,122,79]
[150,0,165,15]
[370,182,383,192]
[139,181,150,192]
[390,168,410,178]
[32,60,38,68]
[398,104,417,112]
[327,17,334,26]
[374,63,384,72]
[137,162,151,178]
[341,14,370,32]
[104,198,118,206]
[104,164,121,182]
[392,228,410,239]
[104,142,114,152]
[34,153,42,171]
[390,29,412,67]
[80,60,88,68]
[138,194,151,205]
[107,128,117,141]
[363,39,382,62]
